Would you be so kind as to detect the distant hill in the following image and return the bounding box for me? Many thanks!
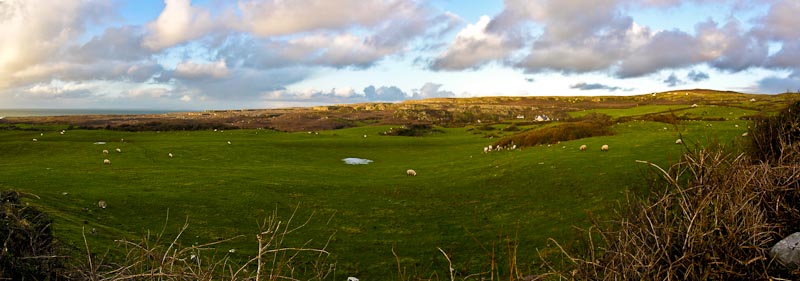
[2,89,798,132]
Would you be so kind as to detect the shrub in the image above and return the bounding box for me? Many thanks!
[494,113,613,147]
[0,190,67,280]
[747,100,800,164]
[381,124,442,136]
[543,102,800,280]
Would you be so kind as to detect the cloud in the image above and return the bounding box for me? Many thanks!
[570,82,629,91]
[234,0,406,37]
[687,70,710,82]
[72,26,152,62]
[412,83,455,99]
[757,75,800,94]
[124,87,172,99]
[24,81,93,99]
[0,0,112,87]
[430,16,521,71]
[364,85,407,101]
[663,73,684,87]
[142,0,216,50]
[752,0,800,42]
[174,60,229,79]
[765,41,800,71]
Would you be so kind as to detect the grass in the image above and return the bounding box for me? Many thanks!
[567,105,688,118]
[0,113,758,278]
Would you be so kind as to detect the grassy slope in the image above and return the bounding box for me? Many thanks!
[0,107,753,278]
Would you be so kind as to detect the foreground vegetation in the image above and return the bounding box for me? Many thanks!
[1,91,798,279]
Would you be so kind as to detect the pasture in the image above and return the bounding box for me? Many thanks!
[0,106,754,278]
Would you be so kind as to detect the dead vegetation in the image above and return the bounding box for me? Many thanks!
[543,101,800,280]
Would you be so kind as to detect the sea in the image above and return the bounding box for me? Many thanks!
[0,109,182,117]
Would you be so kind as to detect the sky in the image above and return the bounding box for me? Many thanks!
[1,0,799,110]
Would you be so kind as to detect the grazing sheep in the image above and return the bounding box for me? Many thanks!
[102,149,109,154]
[347,277,359,281]
[168,152,173,158]
[601,144,609,151]
[98,200,107,209]
[675,139,683,144]
[32,138,38,142]
[103,159,111,164]
[406,169,417,176]
[742,132,749,137]
[363,134,367,138]
[40,133,43,136]
[227,141,231,145]
[579,145,587,151]
[483,146,489,153]
[115,148,121,153]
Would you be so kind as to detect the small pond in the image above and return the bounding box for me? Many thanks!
[342,158,373,165]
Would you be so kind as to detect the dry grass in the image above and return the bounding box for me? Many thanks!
[543,145,800,280]
[74,206,335,280]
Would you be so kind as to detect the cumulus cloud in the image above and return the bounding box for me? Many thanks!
[752,0,800,42]
[570,82,630,91]
[687,70,710,82]
[765,41,800,71]
[412,83,455,99]
[0,0,111,88]
[364,85,407,101]
[174,60,229,79]
[663,73,684,87]
[24,81,93,99]
[430,16,520,70]
[234,0,404,36]
[142,0,216,50]
[757,75,800,94]
[72,26,152,62]
[124,87,172,99]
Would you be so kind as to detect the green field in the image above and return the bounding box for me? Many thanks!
[0,112,754,278]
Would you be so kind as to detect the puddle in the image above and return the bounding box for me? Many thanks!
[342,158,373,165]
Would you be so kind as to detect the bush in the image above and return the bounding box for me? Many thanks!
[0,190,67,280]
[494,113,613,147]
[381,124,442,136]
[543,102,800,280]
[747,100,800,164]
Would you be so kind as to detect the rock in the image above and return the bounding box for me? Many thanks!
[770,232,800,269]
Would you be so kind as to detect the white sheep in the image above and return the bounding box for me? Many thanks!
[741,132,749,137]
[511,144,517,150]
[227,141,231,145]
[601,144,609,151]
[347,277,359,281]
[102,149,109,154]
[115,148,121,153]
[168,152,173,158]
[406,169,417,176]
[32,138,38,142]
[363,134,367,138]
[579,145,587,151]
[483,146,489,153]
[675,139,683,144]
[103,159,111,164]
[98,200,107,209]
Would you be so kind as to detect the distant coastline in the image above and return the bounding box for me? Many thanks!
[0,109,182,117]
